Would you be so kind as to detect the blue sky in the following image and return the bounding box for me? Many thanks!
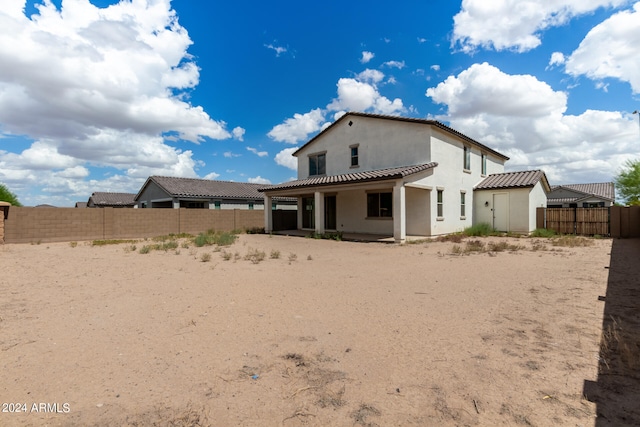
[1,0,639,206]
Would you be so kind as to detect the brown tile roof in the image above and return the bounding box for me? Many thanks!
[259,162,438,192]
[141,176,294,202]
[89,192,136,207]
[549,182,615,202]
[293,112,509,161]
[474,170,550,191]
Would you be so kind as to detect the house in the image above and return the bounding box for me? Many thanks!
[547,183,615,207]
[75,201,87,208]
[260,112,545,241]
[135,175,296,210]
[474,170,550,233]
[87,192,136,208]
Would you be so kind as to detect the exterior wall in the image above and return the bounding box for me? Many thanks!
[473,184,546,233]
[3,207,264,243]
[406,187,431,236]
[296,116,431,178]
[136,181,171,207]
[335,188,394,235]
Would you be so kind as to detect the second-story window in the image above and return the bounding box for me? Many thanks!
[481,153,487,175]
[463,146,471,170]
[350,145,359,167]
[309,153,326,176]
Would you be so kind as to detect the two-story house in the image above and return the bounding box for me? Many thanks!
[260,112,548,241]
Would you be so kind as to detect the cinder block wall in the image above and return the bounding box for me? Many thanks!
[3,207,265,243]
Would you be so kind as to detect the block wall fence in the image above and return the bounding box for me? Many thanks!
[1,207,265,244]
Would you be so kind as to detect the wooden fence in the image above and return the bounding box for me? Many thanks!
[537,206,640,238]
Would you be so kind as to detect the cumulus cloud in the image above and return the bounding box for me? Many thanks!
[360,51,375,63]
[248,176,271,184]
[0,0,232,204]
[452,0,627,53]
[274,147,298,170]
[268,70,405,145]
[426,62,639,183]
[267,109,326,144]
[564,3,640,93]
[265,43,287,56]
[232,126,246,141]
[247,147,268,157]
[382,60,406,69]
[203,171,221,180]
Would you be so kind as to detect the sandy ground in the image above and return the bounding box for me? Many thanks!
[0,233,614,426]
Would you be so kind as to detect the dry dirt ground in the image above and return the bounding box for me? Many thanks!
[0,233,621,426]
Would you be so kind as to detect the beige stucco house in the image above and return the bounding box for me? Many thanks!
[260,112,549,241]
[547,183,615,207]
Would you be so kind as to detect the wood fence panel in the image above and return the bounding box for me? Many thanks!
[541,207,609,236]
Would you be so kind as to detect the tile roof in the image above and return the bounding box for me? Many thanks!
[474,170,549,191]
[140,176,294,201]
[259,162,438,192]
[549,182,615,202]
[89,192,136,207]
[293,112,509,161]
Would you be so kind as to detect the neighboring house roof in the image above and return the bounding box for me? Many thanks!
[34,204,57,208]
[136,176,294,202]
[293,112,510,161]
[548,182,615,203]
[88,192,136,207]
[259,162,439,192]
[474,170,551,192]
[75,202,87,208]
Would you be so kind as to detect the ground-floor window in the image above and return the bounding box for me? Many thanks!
[367,192,392,218]
[460,191,466,217]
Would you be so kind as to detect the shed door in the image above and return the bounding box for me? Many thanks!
[493,193,509,232]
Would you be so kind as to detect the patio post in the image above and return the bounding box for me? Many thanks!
[393,182,406,242]
[264,194,273,233]
[314,191,325,235]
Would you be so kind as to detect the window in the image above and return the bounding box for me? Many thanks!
[350,145,359,167]
[460,192,466,217]
[481,154,487,175]
[367,192,392,218]
[214,201,221,210]
[463,146,471,170]
[309,153,326,176]
[248,202,254,210]
[272,202,277,210]
[437,189,444,217]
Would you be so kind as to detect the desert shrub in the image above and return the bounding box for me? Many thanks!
[69,241,78,248]
[139,245,151,254]
[221,251,232,261]
[465,240,485,252]
[551,235,594,247]
[245,227,265,234]
[270,249,281,259]
[92,239,137,246]
[437,233,464,243]
[244,247,265,264]
[200,253,212,262]
[488,241,525,252]
[531,228,556,238]
[288,253,298,262]
[194,230,237,247]
[463,223,498,237]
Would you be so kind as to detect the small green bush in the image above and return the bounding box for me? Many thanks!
[194,230,238,247]
[139,245,151,254]
[463,223,498,237]
[531,228,556,238]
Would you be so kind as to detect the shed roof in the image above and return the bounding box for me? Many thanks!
[259,162,438,192]
[474,170,550,192]
[89,192,136,207]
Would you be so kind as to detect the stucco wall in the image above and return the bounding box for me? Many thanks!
[3,207,264,243]
[405,187,431,236]
[335,188,394,235]
[473,184,546,233]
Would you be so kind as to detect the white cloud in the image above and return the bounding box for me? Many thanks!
[203,171,221,180]
[267,109,326,144]
[0,0,233,204]
[223,151,241,158]
[248,176,271,185]
[275,147,298,171]
[565,3,640,94]
[232,126,246,141]
[431,65,440,71]
[417,37,427,44]
[357,69,385,84]
[382,60,406,69]
[247,147,268,157]
[360,51,374,63]
[426,62,639,183]
[548,52,566,69]
[265,43,287,57]
[452,0,627,53]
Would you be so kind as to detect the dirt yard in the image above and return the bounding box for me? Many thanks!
[0,233,615,426]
